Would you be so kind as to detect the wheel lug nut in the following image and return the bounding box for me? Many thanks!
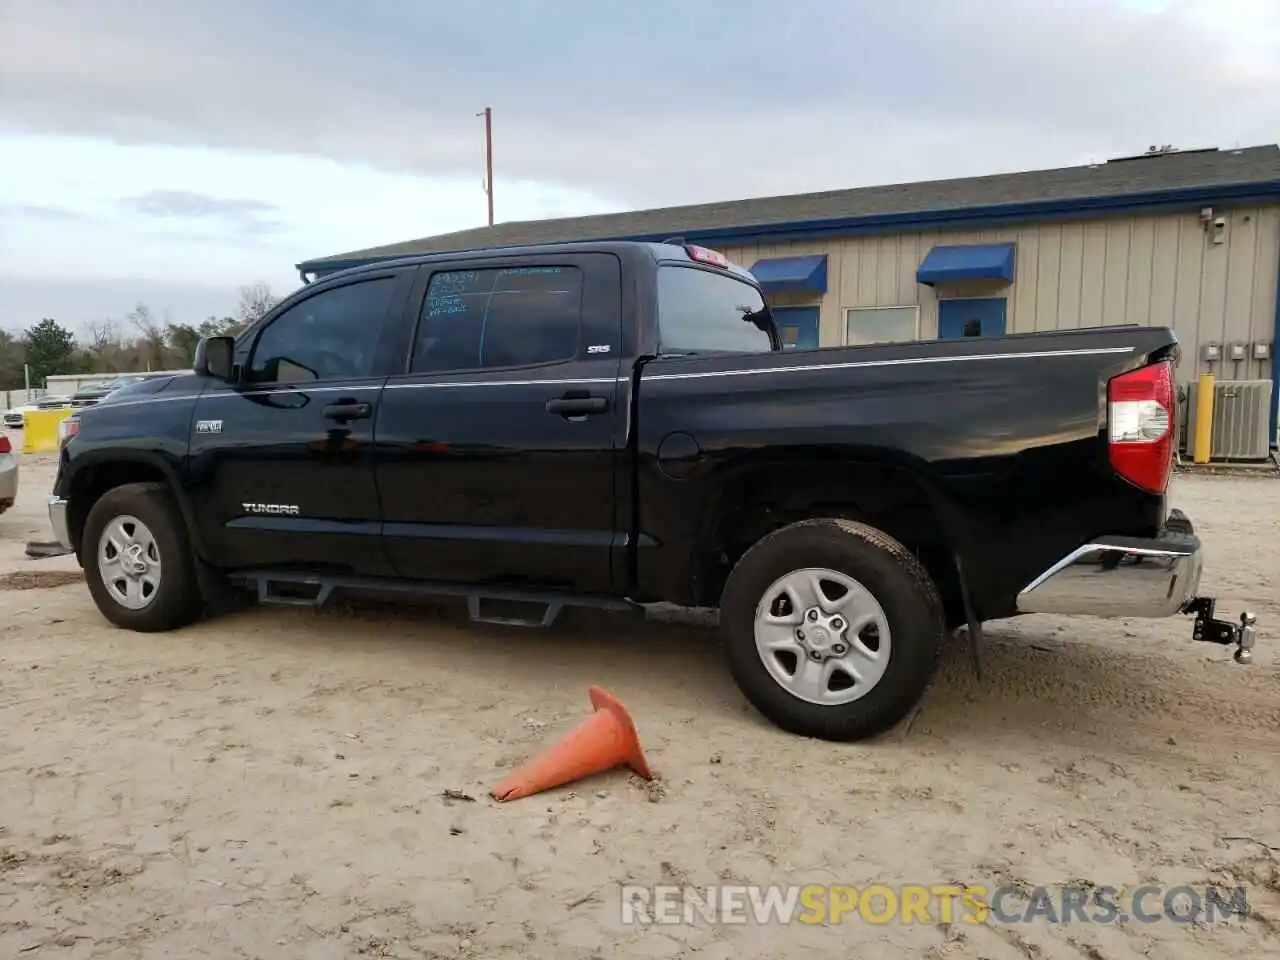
[807,610,819,621]
[831,618,843,630]
[809,651,822,661]
[796,629,805,640]
[832,644,847,656]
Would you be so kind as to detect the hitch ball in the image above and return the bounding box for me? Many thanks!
[1235,612,1257,664]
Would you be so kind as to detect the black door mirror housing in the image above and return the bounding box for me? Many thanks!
[194,336,236,381]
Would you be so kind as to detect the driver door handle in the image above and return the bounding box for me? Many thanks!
[322,400,373,422]
[546,394,608,417]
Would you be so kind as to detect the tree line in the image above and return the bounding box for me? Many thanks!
[3,283,281,391]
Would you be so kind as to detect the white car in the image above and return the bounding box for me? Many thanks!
[3,402,38,429]
[3,396,71,428]
[0,432,16,514]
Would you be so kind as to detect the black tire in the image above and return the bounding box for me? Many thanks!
[719,517,946,742]
[82,481,204,632]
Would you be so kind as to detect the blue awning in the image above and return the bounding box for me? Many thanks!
[916,243,1015,285]
[749,254,828,294]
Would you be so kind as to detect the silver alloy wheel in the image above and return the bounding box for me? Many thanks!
[97,514,162,610]
[753,567,892,705]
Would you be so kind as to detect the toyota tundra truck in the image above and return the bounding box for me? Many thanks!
[45,240,1258,741]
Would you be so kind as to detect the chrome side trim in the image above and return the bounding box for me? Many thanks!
[48,496,71,551]
[230,383,384,395]
[1016,532,1203,619]
[382,346,1132,389]
[80,345,1136,405]
[641,346,1134,382]
[384,377,621,390]
[82,393,202,409]
[97,384,383,409]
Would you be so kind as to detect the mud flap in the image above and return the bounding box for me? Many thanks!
[954,554,984,681]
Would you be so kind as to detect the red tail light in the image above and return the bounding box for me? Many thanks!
[686,244,730,268]
[0,435,9,454]
[1107,360,1174,494]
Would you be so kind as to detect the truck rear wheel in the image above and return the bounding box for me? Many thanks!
[82,481,203,632]
[719,517,946,742]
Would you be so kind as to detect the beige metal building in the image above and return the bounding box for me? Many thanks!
[301,145,1280,457]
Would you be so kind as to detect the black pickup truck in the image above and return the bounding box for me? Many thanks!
[46,240,1257,741]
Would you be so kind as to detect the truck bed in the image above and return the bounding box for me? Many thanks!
[631,325,1180,619]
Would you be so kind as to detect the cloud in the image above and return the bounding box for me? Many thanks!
[123,189,277,222]
[0,134,625,287]
[0,202,92,223]
[2,0,1277,209]
[121,189,283,234]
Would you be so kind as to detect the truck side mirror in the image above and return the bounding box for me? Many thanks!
[193,336,235,381]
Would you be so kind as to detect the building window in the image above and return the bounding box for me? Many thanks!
[844,306,919,346]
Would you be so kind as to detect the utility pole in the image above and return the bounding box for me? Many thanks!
[477,106,494,225]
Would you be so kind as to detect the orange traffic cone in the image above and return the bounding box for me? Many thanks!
[491,686,652,802]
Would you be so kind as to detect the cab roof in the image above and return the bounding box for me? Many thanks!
[298,239,760,287]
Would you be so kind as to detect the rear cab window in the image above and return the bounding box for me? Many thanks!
[656,264,776,354]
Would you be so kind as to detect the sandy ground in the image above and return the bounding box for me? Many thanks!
[2,446,1279,959]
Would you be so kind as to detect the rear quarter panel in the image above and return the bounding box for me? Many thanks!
[632,327,1177,618]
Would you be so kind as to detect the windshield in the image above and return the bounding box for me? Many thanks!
[656,265,776,354]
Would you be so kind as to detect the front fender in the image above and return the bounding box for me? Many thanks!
[61,448,209,561]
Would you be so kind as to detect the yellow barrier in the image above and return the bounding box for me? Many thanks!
[22,408,72,454]
[1193,373,1215,464]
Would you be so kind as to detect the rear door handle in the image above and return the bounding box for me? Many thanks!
[322,401,373,422]
[546,395,609,417]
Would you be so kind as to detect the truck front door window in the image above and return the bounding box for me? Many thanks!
[247,278,395,383]
[656,265,774,353]
[412,266,584,373]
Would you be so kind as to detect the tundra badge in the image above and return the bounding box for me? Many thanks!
[242,503,300,515]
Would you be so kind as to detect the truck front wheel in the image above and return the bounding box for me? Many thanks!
[719,517,946,742]
[82,481,203,632]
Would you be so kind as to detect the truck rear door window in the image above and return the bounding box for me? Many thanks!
[657,265,775,353]
[412,266,584,373]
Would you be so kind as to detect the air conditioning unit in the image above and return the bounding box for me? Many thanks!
[1184,379,1274,461]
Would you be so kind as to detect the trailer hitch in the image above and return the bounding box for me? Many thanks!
[1184,597,1257,664]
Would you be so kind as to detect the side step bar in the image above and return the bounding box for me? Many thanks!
[228,569,639,628]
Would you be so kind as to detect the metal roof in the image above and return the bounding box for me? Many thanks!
[300,145,1280,273]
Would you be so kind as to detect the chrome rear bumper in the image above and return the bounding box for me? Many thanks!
[48,496,71,551]
[1015,511,1202,619]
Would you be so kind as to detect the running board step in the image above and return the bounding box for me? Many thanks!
[231,569,637,628]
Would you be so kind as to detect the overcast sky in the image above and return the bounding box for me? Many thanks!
[1,0,1278,334]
